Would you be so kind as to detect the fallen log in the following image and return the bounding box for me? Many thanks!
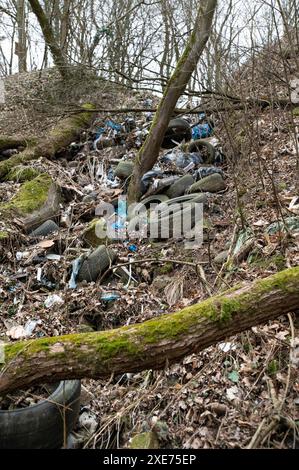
[0,135,37,151]
[0,103,95,179]
[0,267,298,394]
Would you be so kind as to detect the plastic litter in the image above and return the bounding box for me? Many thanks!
[100,292,120,302]
[140,169,163,194]
[44,294,64,308]
[69,256,84,289]
[128,244,138,252]
[266,216,299,235]
[194,167,223,180]
[192,122,213,140]
[46,254,61,261]
[161,151,203,169]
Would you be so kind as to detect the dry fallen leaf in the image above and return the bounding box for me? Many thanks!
[37,239,55,249]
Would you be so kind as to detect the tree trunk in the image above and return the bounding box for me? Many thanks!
[0,104,95,179]
[28,0,69,78]
[1,267,298,394]
[16,0,27,73]
[128,0,217,202]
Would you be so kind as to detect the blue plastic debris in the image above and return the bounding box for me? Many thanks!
[69,256,84,289]
[192,123,213,140]
[128,244,138,252]
[101,292,120,302]
[105,119,123,132]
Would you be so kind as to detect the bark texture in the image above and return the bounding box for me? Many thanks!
[128,0,217,202]
[0,267,298,394]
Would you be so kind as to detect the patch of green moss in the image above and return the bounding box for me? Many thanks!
[130,432,159,449]
[5,165,40,182]
[267,359,279,375]
[3,267,299,370]
[292,107,299,116]
[0,231,9,240]
[2,173,52,215]
[157,262,173,275]
[249,253,286,271]
[83,218,108,247]
[0,147,38,180]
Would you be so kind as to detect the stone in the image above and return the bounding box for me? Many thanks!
[214,250,229,264]
[189,173,226,193]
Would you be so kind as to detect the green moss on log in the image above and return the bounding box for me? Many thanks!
[4,267,299,370]
[1,173,52,216]
[130,432,159,449]
[0,135,37,151]
[0,147,38,179]
[5,165,40,182]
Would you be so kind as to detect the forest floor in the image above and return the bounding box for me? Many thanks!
[0,68,298,449]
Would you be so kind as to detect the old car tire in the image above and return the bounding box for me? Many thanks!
[162,118,192,149]
[29,219,59,237]
[0,380,81,449]
[188,139,215,163]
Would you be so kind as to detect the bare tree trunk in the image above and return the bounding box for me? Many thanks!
[128,0,217,202]
[1,267,298,394]
[28,0,69,78]
[16,0,27,72]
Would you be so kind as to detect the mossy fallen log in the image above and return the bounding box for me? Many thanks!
[0,135,37,151]
[0,267,298,394]
[0,173,61,232]
[0,104,95,179]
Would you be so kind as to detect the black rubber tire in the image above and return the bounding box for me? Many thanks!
[188,139,215,163]
[154,193,207,215]
[0,380,81,449]
[29,220,59,237]
[77,246,116,282]
[166,174,194,199]
[128,194,169,220]
[162,118,192,149]
[150,201,202,239]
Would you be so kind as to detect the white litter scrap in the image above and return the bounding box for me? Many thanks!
[44,294,64,308]
[226,386,240,401]
[218,342,237,353]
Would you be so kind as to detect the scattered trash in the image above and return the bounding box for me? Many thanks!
[100,292,120,302]
[78,409,98,434]
[128,244,138,252]
[69,256,84,289]
[228,370,240,383]
[162,118,192,149]
[46,254,61,261]
[161,150,203,169]
[266,216,299,235]
[219,342,237,353]
[194,167,223,180]
[226,386,240,401]
[30,220,59,238]
[44,294,64,308]
[6,320,40,339]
